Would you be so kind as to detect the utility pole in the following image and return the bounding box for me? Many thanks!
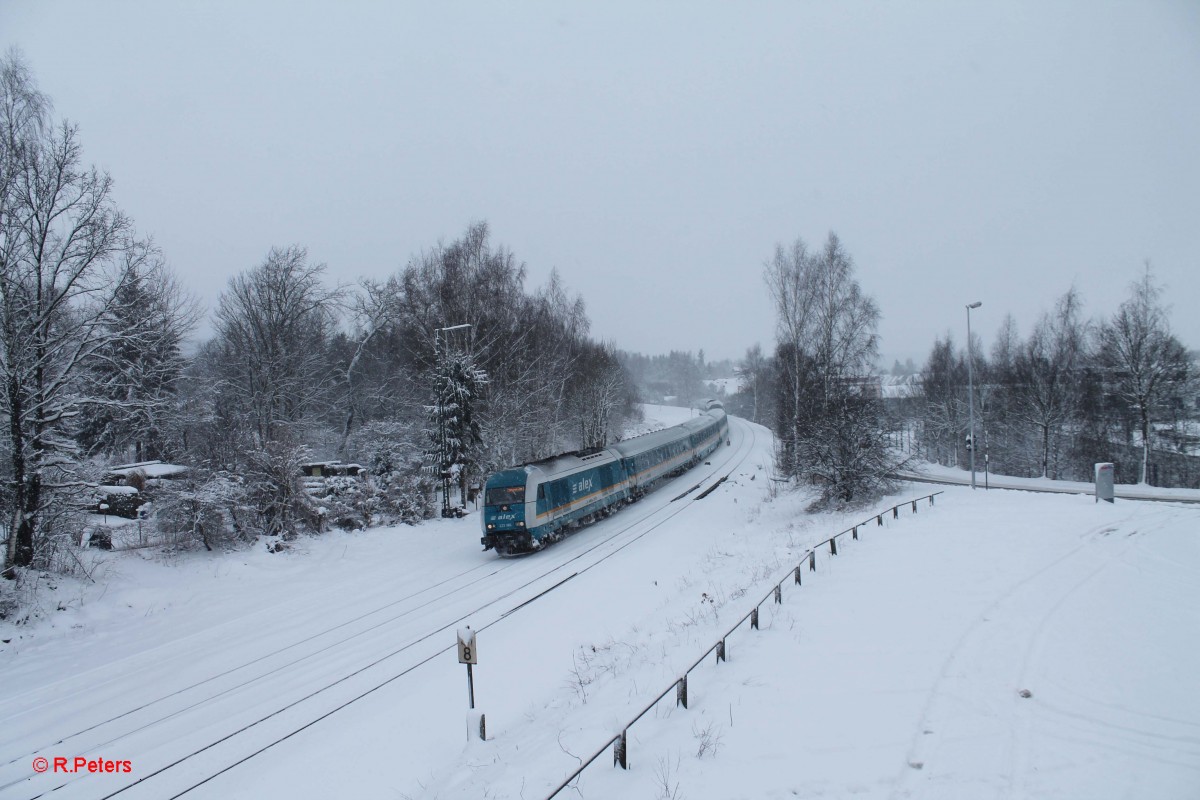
[966,301,982,489]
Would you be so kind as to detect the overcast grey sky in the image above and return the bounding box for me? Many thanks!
[3,1,1197,364]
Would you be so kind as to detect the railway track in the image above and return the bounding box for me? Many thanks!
[4,417,763,800]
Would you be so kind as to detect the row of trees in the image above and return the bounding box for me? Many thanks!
[618,350,733,408]
[917,270,1195,485]
[1,54,638,576]
[1,55,196,572]
[727,237,1195,506]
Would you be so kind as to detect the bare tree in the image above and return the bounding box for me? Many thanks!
[1,53,144,574]
[1095,265,1193,484]
[333,276,401,458]
[735,343,769,425]
[764,237,818,473]
[919,335,967,466]
[1008,287,1088,477]
[765,232,890,504]
[212,245,343,448]
[567,341,632,448]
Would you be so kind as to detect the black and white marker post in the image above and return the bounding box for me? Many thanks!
[458,627,485,740]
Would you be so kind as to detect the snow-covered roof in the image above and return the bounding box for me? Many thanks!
[879,374,921,400]
[96,484,139,495]
[106,461,189,479]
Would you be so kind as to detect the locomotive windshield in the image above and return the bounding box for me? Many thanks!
[485,485,525,505]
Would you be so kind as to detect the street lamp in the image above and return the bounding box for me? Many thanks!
[966,301,982,489]
[435,324,472,518]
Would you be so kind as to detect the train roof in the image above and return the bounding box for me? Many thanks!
[611,408,725,459]
[486,408,726,484]
[487,447,620,484]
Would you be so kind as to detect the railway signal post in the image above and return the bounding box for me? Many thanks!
[458,627,485,740]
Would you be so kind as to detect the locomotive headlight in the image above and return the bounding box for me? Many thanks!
[517,521,525,527]
[487,523,495,530]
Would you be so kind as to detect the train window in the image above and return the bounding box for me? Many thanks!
[486,485,525,505]
[537,485,546,501]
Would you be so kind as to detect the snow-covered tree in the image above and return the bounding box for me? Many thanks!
[734,343,771,425]
[76,243,196,462]
[567,341,633,449]
[348,420,435,524]
[1007,288,1088,478]
[919,335,968,467]
[426,349,487,511]
[1095,265,1193,485]
[1,53,146,574]
[765,232,894,505]
[211,245,343,449]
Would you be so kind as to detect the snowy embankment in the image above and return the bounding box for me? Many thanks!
[898,461,1200,503]
[424,484,1200,800]
[1,408,1198,800]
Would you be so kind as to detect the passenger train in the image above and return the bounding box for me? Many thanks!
[481,402,729,555]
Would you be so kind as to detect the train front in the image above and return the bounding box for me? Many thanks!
[480,468,534,554]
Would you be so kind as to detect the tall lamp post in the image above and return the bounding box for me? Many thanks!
[966,301,982,489]
[435,323,472,518]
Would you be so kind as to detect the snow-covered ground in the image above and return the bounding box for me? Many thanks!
[899,461,1200,503]
[2,408,1198,799]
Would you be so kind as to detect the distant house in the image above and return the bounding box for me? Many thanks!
[840,375,883,400]
[94,460,189,519]
[872,374,920,415]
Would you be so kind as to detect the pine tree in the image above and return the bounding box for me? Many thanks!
[77,248,193,462]
[426,351,488,513]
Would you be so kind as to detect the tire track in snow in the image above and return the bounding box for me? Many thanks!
[887,514,1147,800]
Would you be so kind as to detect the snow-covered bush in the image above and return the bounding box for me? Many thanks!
[311,476,379,531]
[244,442,320,539]
[349,421,436,525]
[152,470,252,551]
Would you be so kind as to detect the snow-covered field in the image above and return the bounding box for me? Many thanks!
[2,408,1198,799]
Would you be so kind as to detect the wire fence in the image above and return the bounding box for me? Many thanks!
[544,490,944,799]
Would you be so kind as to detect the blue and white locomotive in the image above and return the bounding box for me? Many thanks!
[481,403,729,554]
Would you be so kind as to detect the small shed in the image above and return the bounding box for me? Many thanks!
[300,461,367,479]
